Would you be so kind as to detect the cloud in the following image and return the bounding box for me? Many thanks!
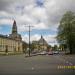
[45,0,75,25]
[22,34,41,43]
[22,34,57,46]
[0,0,75,30]
[0,0,75,45]
[0,18,13,25]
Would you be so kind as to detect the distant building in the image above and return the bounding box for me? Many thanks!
[32,35,48,52]
[0,20,23,54]
[38,35,48,51]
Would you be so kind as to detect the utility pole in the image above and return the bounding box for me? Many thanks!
[29,25,30,56]
[25,25,33,56]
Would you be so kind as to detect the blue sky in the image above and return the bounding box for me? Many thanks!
[0,0,75,46]
[0,24,11,34]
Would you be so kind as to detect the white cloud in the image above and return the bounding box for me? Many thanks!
[0,18,13,25]
[22,34,58,46]
[31,7,47,20]
[0,0,75,46]
[44,35,58,46]
[0,0,48,31]
[34,22,48,29]
[22,34,40,43]
[0,0,75,31]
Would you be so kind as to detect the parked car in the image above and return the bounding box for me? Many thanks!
[48,51,53,55]
[53,51,59,54]
[31,51,37,54]
[40,51,47,55]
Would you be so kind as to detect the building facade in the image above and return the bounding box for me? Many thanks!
[32,35,48,52]
[38,35,48,51]
[0,20,23,54]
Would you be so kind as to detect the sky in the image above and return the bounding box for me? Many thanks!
[0,0,75,46]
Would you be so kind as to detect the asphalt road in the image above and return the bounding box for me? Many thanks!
[0,54,75,75]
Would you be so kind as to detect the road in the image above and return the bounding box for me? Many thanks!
[0,54,75,75]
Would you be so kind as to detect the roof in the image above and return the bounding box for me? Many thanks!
[0,34,22,42]
[38,35,48,45]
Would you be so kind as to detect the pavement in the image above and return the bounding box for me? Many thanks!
[0,54,75,75]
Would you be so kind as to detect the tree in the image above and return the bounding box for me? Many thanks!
[53,45,58,51]
[30,43,35,52]
[47,45,52,52]
[57,11,75,54]
[22,41,28,53]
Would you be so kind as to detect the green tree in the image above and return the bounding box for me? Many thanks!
[53,45,58,51]
[30,43,35,52]
[47,45,52,51]
[57,11,75,54]
[22,41,28,53]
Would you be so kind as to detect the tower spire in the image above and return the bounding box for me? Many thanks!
[12,20,17,34]
[9,20,22,41]
[41,35,43,39]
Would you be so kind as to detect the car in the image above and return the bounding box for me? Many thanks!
[40,51,47,55]
[53,51,59,54]
[31,51,37,54]
[48,51,53,55]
